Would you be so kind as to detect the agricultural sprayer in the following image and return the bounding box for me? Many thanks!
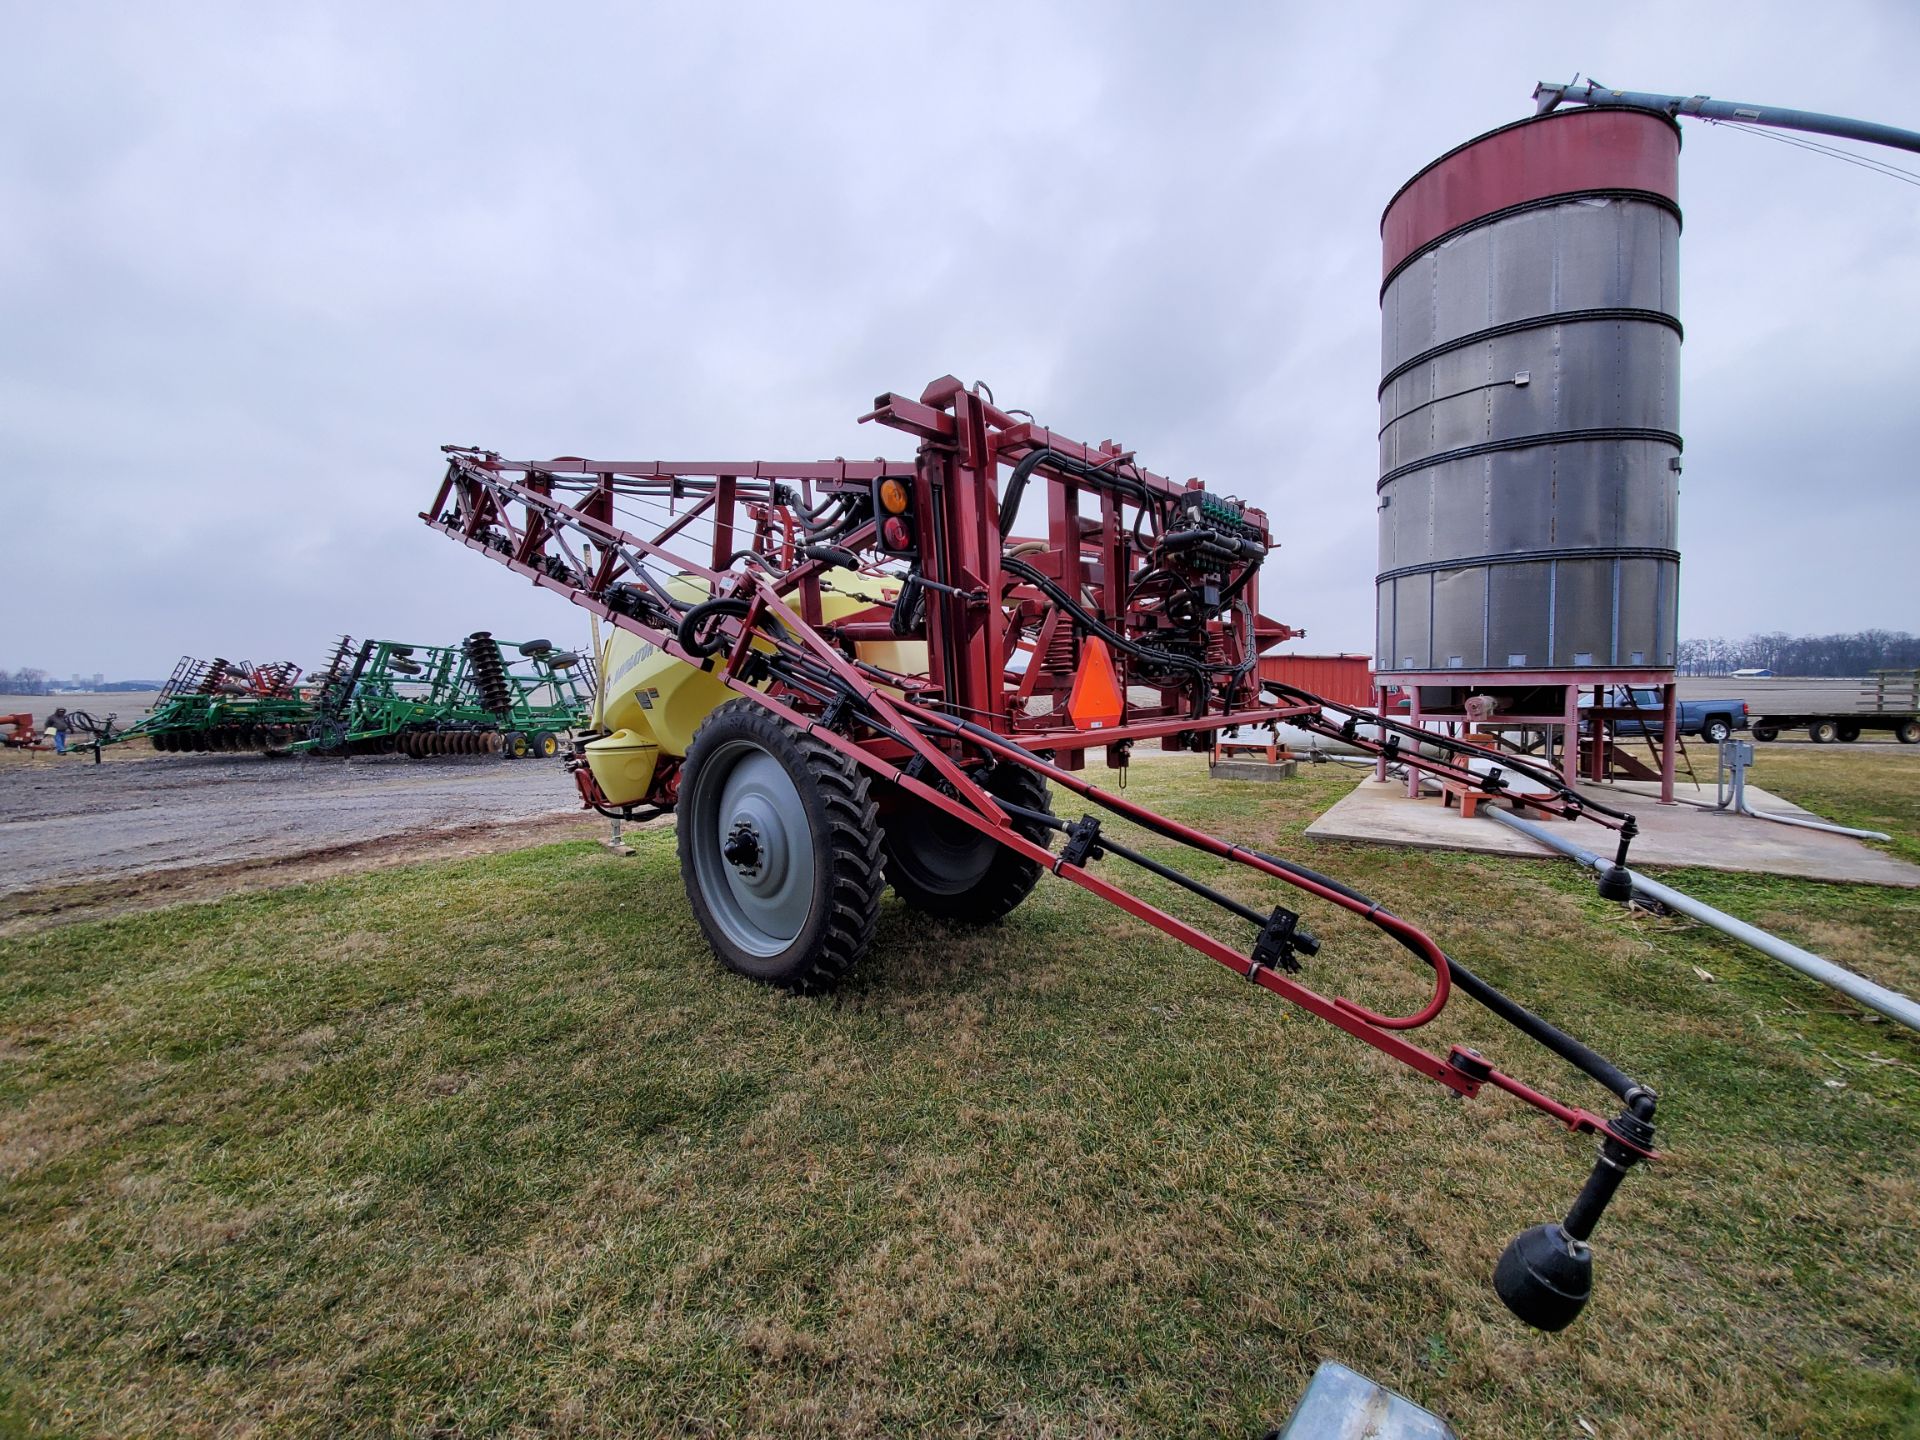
[425,375,1662,1331]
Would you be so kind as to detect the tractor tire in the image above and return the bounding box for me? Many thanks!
[880,762,1053,923]
[1751,726,1779,742]
[1808,720,1839,744]
[532,730,559,759]
[1701,718,1731,744]
[677,698,882,993]
[1836,723,1863,744]
[503,730,529,759]
[1897,720,1920,745]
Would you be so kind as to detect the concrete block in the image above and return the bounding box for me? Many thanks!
[1209,758,1297,782]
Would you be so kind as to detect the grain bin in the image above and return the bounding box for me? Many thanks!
[1376,107,1682,679]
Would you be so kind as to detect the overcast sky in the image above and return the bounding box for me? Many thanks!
[4,2,1916,679]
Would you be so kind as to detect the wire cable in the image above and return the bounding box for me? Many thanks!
[1708,118,1920,187]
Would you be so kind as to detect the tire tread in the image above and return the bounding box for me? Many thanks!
[678,700,882,994]
[882,764,1052,924]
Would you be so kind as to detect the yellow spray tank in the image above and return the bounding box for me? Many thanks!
[583,570,924,805]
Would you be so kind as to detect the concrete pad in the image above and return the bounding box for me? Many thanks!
[1303,775,1920,887]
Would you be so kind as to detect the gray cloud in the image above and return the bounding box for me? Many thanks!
[4,1,1915,677]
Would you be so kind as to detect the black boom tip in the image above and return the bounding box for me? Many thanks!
[1494,1222,1593,1332]
[1596,864,1635,903]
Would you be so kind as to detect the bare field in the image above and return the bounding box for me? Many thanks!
[0,690,160,726]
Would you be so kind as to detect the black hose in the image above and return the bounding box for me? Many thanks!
[1001,554,1210,681]
[593,802,669,824]
[915,708,1646,1110]
[798,492,845,519]
[1214,550,1263,608]
[796,494,878,547]
[1262,679,1634,826]
[1243,845,1643,1106]
[996,449,1051,535]
[996,797,1273,929]
[799,544,863,571]
[751,657,1650,1120]
[997,446,1156,535]
[676,597,792,657]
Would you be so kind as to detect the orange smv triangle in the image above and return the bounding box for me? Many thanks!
[1066,635,1125,730]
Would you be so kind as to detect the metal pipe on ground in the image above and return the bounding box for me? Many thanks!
[1715,745,1890,841]
[1483,806,1920,1033]
[1734,796,1889,842]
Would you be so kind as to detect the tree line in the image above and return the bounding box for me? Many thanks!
[0,668,52,694]
[1677,631,1920,677]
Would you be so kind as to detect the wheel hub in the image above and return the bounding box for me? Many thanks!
[685,740,816,957]
[723,821,763,876]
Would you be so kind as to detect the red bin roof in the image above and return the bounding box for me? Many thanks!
[1381,109,1680,283]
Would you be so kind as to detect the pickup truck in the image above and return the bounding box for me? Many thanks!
[1584,686,1749,744]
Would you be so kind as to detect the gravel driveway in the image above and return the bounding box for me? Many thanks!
[0,753,585,896]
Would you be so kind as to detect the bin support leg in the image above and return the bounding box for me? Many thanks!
[1659,683,1678,804]
[1406,688,1424,799]
[1561,684,1580,789]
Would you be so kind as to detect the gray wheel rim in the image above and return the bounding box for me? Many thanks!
[889,800,995,895]
[687,737,815,957]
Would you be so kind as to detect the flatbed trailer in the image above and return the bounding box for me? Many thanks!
[1749,672,1920,744]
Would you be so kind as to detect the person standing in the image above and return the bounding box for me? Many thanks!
[45,706,69,755]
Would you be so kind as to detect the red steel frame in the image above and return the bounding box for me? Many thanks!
[421,377,1663,1305]
[1386,671,1681,802]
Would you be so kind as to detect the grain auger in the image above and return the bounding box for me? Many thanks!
[423,375,1661,1330]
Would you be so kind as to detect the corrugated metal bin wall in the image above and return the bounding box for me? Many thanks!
[1376,107,1683,677]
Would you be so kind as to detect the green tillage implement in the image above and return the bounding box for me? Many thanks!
[296,632,594,758]
[111,656,314,754]
[500,637,598,758]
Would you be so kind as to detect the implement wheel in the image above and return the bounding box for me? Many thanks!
[678,699,883,993]
[1836,723,1863,744]
[1808,720,1839,745]
[1751,726,1778,742]
[504,730,530,759]
[531,730,559,759]
[881,763,1053,923]
[1898,720,1920,745]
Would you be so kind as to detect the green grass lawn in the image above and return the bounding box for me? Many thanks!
[2,751,1918,1438]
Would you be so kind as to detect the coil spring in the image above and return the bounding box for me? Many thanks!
[311,636,359,719]
[1042,625,1079,673]
[462,632,514,716]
